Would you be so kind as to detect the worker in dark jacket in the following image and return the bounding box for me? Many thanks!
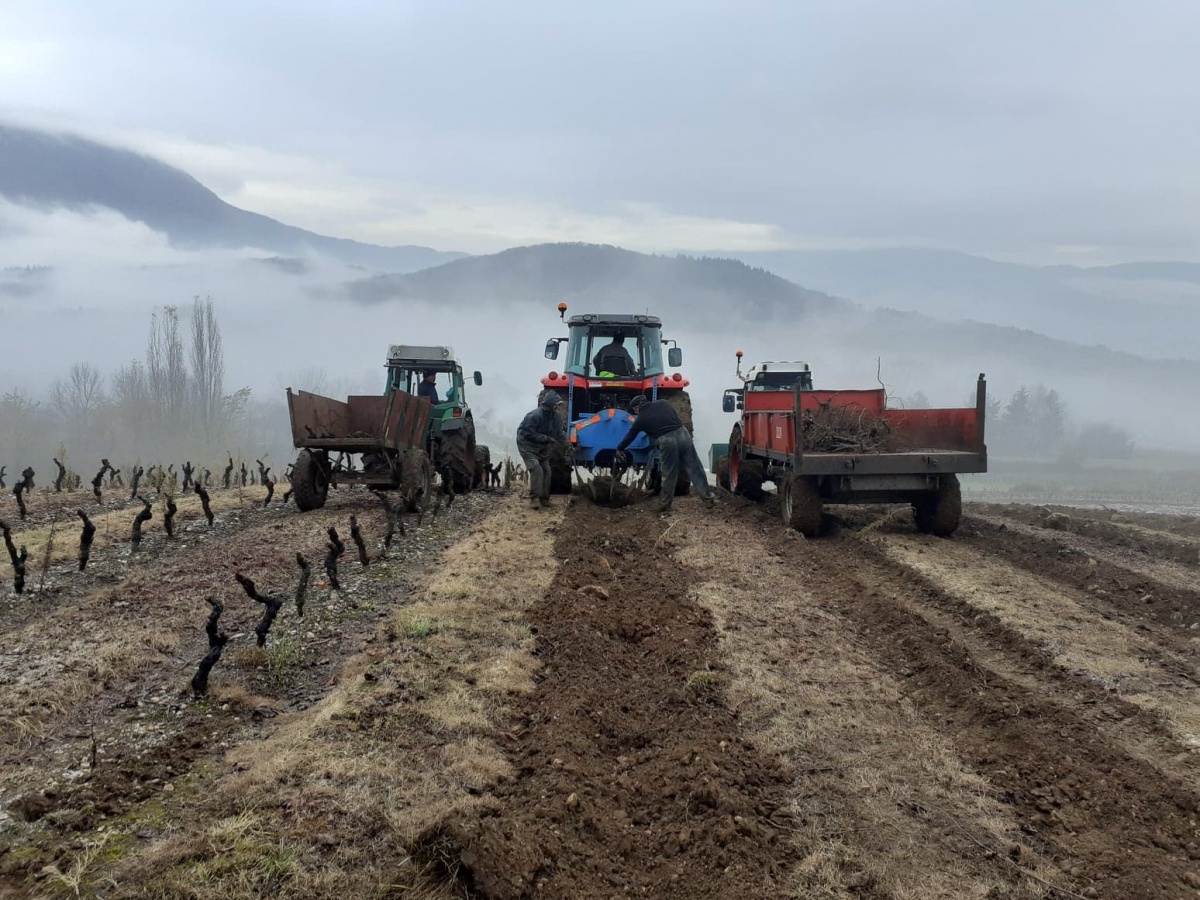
[416,371,440,404]
[593,333,636,377]
[615,395,716,514]
[517,390,567,508]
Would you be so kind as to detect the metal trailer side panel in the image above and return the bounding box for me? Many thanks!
[790,375,988,478]
[288,388,431,454]
[287,390,352,447]
[390,392,432,450]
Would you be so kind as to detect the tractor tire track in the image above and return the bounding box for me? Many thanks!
[781,519,1200,899]
[445,499,800,899]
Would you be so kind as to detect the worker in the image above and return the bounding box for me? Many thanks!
[615,395,716,514]
[517,390,567,508]
[592,333,636,377]
[417,371,440,404]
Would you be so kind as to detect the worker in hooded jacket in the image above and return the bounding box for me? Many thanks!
[517,390,567,508]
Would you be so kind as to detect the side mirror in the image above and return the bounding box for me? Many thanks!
[722,393,735,414]
[473,371,483,386]
[545,339,560,360]
[668,347,682,367]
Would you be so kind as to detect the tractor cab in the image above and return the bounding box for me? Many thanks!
[547,313,680,380]
[544,311,684,419]
[744,361,814,392]
[384,345,481,412]
[723,354,814,412]
[541,305,691,477]
[385,345,484,492]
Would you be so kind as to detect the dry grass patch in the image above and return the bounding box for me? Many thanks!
[676,510,1055,900]
[878,533,1200,751]
[0,623,175,753]
[107,495,559,900]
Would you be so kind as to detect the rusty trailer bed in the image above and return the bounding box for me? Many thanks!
[286,388,431,454]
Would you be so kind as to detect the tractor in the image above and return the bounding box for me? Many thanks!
[541,304,691,493]
[715,358,815,492]
[384,345,489,493]
[285,344,488,513]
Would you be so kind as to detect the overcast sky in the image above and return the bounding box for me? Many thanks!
[3,0,1200,263]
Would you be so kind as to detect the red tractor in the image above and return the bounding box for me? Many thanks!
[542,304,691,493]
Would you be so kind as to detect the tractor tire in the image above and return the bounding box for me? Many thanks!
[402,448,434,513]
[438,418,477,494]
[914,474,962,537]
[291,449,329,512]
[474,444,491,489]
[781,473,822,537]
[727,425,765,501]
[547,406,573,494]
[663,390,693,496]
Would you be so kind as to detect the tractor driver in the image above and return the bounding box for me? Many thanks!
[417,371,440,404]
[592,332,636,378]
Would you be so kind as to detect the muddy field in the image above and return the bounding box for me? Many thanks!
[1,482,1198,898]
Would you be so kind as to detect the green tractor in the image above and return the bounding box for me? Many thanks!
[385,345,489,493]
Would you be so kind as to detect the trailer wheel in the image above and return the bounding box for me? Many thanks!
[914,474,962,537]
[402,448,434,513]
[547,407,573,494]
[781,474,822,537]
[291,449,329,512]
[728,426,765,501]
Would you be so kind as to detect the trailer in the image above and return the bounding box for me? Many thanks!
[721,359,987,537]
[286,387,433,512]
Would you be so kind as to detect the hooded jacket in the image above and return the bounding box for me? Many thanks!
[517,390,565,447]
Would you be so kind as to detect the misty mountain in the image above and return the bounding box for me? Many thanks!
[0,122,463,272]
[349,242,847,320]
[733,247,1200,361]
[343,242,1200,447]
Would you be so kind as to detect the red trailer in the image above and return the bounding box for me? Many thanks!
[722,362,987,537]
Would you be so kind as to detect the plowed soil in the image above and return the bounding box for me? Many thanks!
[2,486,1199,899]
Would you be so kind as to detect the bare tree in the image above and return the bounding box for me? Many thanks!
[111,359,151,446]
[190,296,225,445]
[50,362,106,448]
[147,306,188,438]
[0,392,45,458]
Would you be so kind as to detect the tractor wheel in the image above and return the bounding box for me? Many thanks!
[438,418,477,494]
[781,473,822,537]
[728,425,765,501]
[663,390,693,495]
[663,389,694,431]
[913,474,962,537]
[474,444,491,489]
[401,448,434,513]
[291,449,329,512]
[547,406,573,494]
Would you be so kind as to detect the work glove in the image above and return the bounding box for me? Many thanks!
[613,450,629,467]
